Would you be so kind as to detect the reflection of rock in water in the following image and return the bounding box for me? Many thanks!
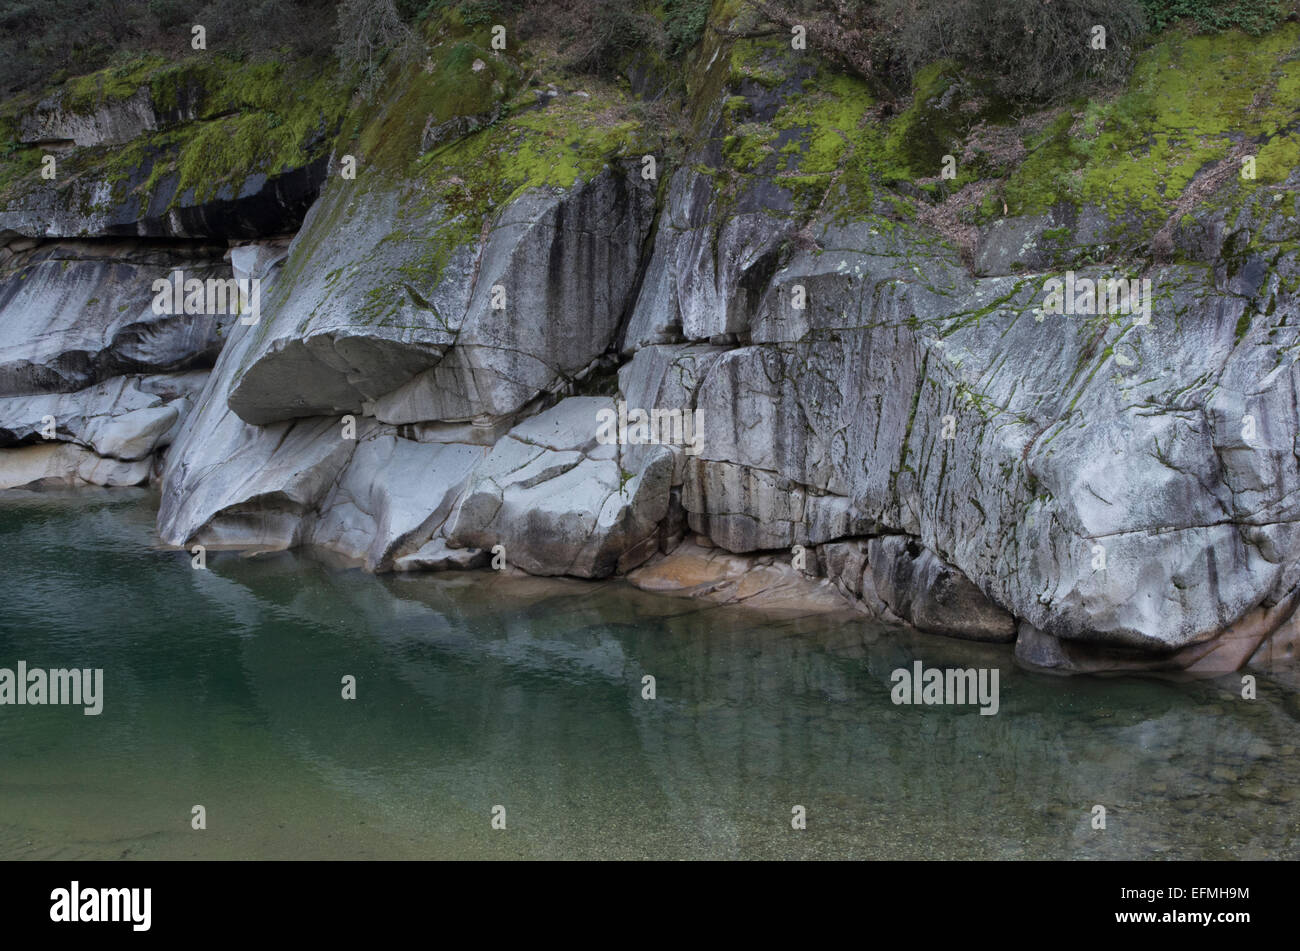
[184,548,1300,859]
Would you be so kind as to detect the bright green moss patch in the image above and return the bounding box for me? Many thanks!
[987,111,1078,217]
[723,95,750,116]
[501,96,647,197]
[62,54,170,112]
[0,111,43,198]
[763,67,879,215]
[722,123,778,172]
[356,41,515,171]
[134,58,346,205]
[1256,131,1300,182]
[759,56,1005,221]
[308,11,667,297]
[728,36,788,87]
[993,24,1300,225]
[54,52,319,124]
[773,71,874,177]
[432,42,513,119]
[0,147,42,199]
[341,78,661,290]
[876,62,971,181]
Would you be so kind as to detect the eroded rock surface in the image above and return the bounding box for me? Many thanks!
[0,241,225,396]
[8,6,1300,676]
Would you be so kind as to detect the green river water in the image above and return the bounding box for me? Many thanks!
[0,490,1296,859]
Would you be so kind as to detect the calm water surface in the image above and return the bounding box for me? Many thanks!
[1,491,1297,859]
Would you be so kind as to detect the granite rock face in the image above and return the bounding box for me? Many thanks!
[8,8,1300,677]
[687,208,1300,660]
[0,240,226,396]
[20,87,161,148]
[154,270,489,568]
[866,536,1017,643]
[1,132,328,242]
[226,167,654,428]
[443,396,675,578]
[0,236,226,488]
[137,68,1300,676]
[372,174,654,426]
[0,371,206,459]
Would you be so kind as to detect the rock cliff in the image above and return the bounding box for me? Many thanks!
[3,3,1299,674]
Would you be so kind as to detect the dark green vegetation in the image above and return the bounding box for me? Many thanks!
[0,0,337,94]
[1,0,1297,266]
[4,0,1296,108]
[1142,0,1292,33]
[0,0,713,96]
[673,1,1299,265]
[754,0,1298,101]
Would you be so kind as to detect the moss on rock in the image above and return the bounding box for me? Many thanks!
[992,24,1300,230]
[2,53,350,218]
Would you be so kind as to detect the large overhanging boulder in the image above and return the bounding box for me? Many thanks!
[226,167,654,428]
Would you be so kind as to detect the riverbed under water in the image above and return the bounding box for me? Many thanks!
[0,490,1296,859]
